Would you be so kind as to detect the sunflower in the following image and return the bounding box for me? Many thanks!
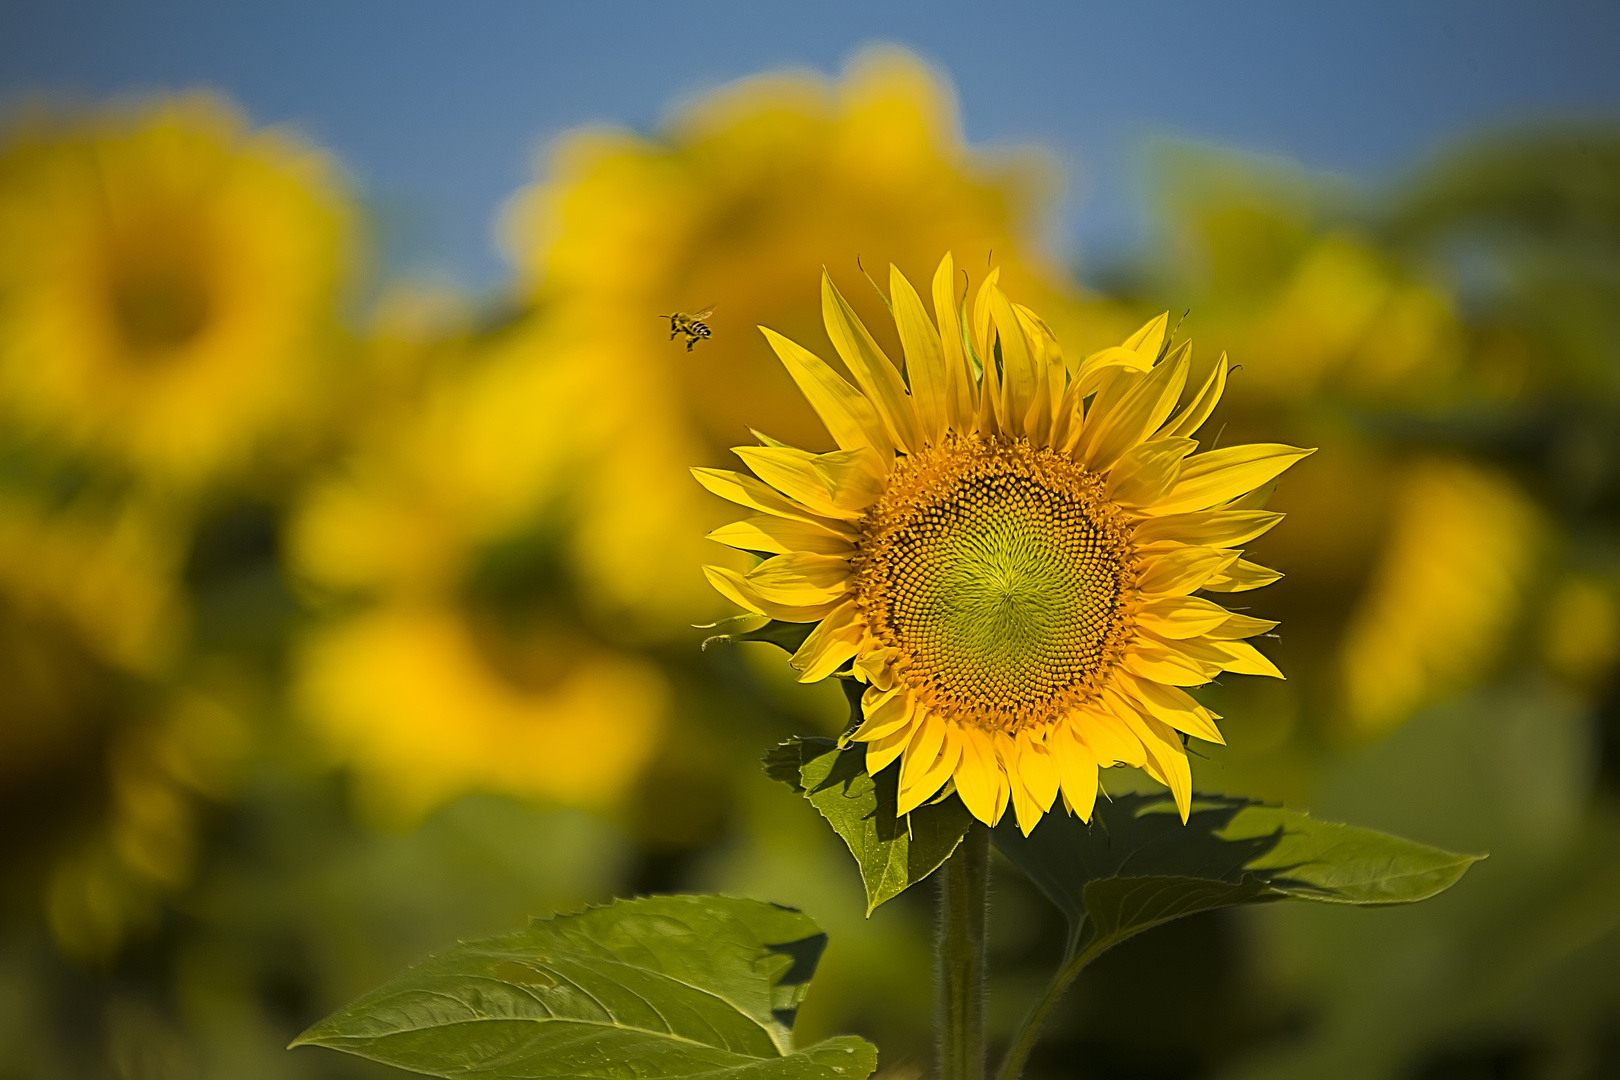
[698,256,1312,833]
[495,48,1131,637]
[288,304,669,826]
[0,93,349,486]
[1338,456,1542,739]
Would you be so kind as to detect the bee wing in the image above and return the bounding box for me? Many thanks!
[689,306,716,320]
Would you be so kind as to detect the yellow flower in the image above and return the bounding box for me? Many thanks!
[699,256,1311,833]
[288,303,669,825]
[1338,457,1543,738]
[496,48,1115,637]
[294,602,668,826]
[0,491,246,960]
[0,491,185,674]
[0,93,350,485]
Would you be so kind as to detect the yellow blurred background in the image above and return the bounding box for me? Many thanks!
[2,36,1619,1080]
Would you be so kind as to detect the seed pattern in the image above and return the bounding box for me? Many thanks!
[856,433,1136,732]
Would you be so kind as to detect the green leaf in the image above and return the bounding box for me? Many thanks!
[993,793,1484,953]
[770,736,973,915]
[291,894,876,1080]
[763,740,807,792]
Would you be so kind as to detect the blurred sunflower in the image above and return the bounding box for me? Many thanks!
[1150,150,1465,409]
[289,298,668,826]
[0,491,184,675]
[700,257,1310,833]
[0,93,350,487]
[0,492,246,960]
[1140,149,1548,752]
[1338,457,1544,738]
[496,47,1129,637]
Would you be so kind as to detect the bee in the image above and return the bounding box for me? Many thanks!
[662,306,715,351]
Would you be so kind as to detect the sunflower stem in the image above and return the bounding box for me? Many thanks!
[937,822,990,1080]
[992,934,1106,1080]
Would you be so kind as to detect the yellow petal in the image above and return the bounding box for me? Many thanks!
[855,647,900,690]
[899,721,962,815]
[822,272,918,453]
[953,726,1004,826]
[692,467,838,530]
[974,324,1001,435]
[850,683,915,742]
[1224,480,1277,512]
[971,267,1000,369]
[1049,373,1082,451]
[1137,716,1193,822]
[865,723,913,776]
[1009,729,1058,835]
[1050,728,1098,822]
[1107,696,1193,819]
[741,552,854,605]
[1111,672,1225,744]
[1131,510,1283,548]
[891,264,949,446]
[1122,312,1169,359]
[702,565,845,622]
[1106,437,1197,507]
[760,326,893,457]
[898,713,946,800]
[1212,639,1286,679]
[1120,641,1217,686]
[1022,305,1066,409]
[1140,632,1282,681]
[1206,612,1280,640]
[706,515,857,557]
[790,601,863,682]
[1075,343,1189,471]
[1203,558,1284,592]
[1133,595,1235,639]
[1136,546,1241,597]
[931,252,978,432]
[1016,303,1065,437]
[991,733,1014,825]
[1069,345,1153,401]
[971,269,1006,431]
[989,286,1039,438]
[811,447,888,509]
[1152,444,1316,516]
[1076,705,1147,768]
[733,446,865,520]
[1159,352,1228,440]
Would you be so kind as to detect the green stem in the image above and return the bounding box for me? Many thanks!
[937,822,990,1080]
[992,933,1106,1080]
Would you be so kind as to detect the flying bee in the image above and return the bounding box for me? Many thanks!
[662,306,715,351]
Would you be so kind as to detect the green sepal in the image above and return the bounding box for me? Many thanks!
[290,894,876,1080]
[993,793,1485,955]
[705,618,817,655]
[856,257,894,314]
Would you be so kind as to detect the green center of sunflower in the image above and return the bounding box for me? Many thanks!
[856,434,1135,730]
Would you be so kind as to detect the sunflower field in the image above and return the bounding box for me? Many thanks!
[2,30,1619,1080]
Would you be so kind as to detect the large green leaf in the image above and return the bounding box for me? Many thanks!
[993,793,1485,952]
[767,735,973,915]
[291,894,876,1080]
[988,795,1486,1080]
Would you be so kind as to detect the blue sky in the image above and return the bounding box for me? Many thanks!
[5,0,1618,288]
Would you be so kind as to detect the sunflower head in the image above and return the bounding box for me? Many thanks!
[0,94,350,485]
[698,255,1313,833]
